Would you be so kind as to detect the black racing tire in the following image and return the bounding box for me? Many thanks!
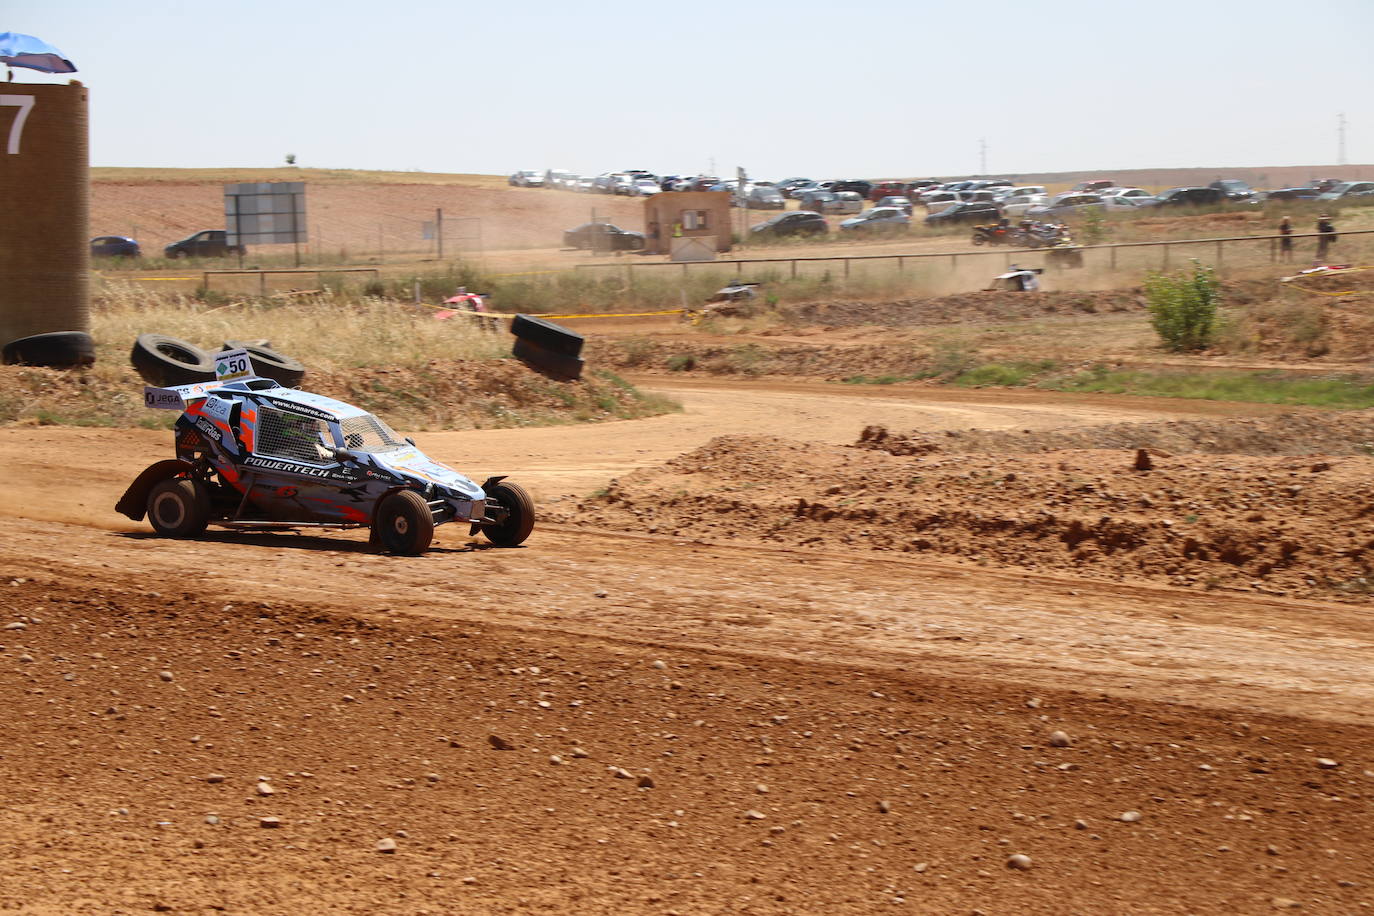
[372,489,434,555]
[147,477,211,538]
[483,481,534,547]
[512,337,584,380]
[509,314,584,357]
[2,331,96,368]
[221,340,305,387]
[130,334,215,386]
[971,233,986,246]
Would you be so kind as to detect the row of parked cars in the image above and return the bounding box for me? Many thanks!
[90,230,246,260]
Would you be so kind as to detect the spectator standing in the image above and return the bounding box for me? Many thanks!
[1316,214,1337,263]
[1278,216,1293,261]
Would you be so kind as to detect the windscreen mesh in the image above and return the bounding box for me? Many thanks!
[339,414,405,453]
[256,406,331,463]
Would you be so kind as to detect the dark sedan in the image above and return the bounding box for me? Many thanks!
[1265,187,1323,201]
[924,201,1002,226]
[91,235,140,258]
[1151,187,1223,207]
[562,222,646,251]
[749,211,829,239]
[164,230,245,259]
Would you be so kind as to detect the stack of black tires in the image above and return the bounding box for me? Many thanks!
[510,314,584,380]
[129,335,306,387]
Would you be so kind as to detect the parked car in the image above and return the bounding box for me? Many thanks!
[508,170,545,188]
[876,196,914,213]
[750,211,828,239]
[840,207,910,234]
[164,230,244,259]
[956,190,998,203]
[745,186,786,209]
[1265,187,1323,201]
[91,235,140,258]
[1209,179,1258,202]
[999,193,1048,217]
[828,191,865,214]
[868,180,909,202]
[1318,180,1374,201]
[1151,187,1223,207]
[562,222,645,251]
[925,201,1002,226]
[1072,179,1115,192]
[831,179,873,198]
[544,169,576,189]
[920,190,960,210]
[631,178,661,197]
[1102,195,1152,212]
[1025,194,1104,221]
[1100,187,1151,200]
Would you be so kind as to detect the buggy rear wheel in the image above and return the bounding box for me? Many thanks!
[483,481,534,547]
[147,478,211,538]
[372,489,434,555]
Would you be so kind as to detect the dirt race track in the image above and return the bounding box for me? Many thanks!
[1,379,1372,914]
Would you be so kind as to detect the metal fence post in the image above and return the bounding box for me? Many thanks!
[1110,246,1117,270]
[791,260,797,279]
[1216,240,1223,267]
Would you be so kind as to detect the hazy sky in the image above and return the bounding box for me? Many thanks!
[8,0,1373,180]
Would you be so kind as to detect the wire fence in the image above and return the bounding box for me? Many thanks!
[569,229,1374,286]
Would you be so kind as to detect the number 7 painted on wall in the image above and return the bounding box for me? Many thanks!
[0,95,36,155]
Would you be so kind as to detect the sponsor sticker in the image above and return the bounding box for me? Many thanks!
[144,387,186,410]
[202,395,234,423]
[212,348,255,383]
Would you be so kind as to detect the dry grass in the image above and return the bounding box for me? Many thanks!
[92,282,510,370]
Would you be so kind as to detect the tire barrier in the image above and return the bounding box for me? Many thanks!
[129,334,215,386]
[512,337,584,380]
[223,339,306,388]
[2,331,96,368]
[130,334,307,387]
[509,314,585,357]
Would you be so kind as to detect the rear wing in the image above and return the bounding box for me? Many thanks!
[143,348,269,410]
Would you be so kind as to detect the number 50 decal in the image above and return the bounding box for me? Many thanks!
[0,95,36,155]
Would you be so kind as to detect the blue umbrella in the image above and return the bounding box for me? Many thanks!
[0,32,76,74]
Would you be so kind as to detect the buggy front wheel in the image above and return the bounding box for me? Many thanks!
[372,489,435,555]
[483,481,535,547]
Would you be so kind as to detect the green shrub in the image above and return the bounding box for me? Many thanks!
[1144,261,1220,351]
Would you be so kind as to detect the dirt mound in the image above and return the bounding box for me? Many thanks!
[0,359,673,430]
[552,430,1374,601]
[856,409,1374,457]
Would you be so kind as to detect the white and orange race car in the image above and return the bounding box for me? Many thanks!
[116,349,534,555]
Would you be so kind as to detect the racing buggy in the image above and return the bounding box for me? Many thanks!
[116,349,534,555]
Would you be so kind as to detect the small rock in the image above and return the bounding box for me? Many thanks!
[755,784,769,794]
[1119,810,1143,823]
[1007,854,1033,871]
[158,670,174,682]
[488,735,513,751]
[342,694,356,703]
[877,800,892,814]
[1074,819,1089,830]
[1133,449,1153,472]
[652,660,667,670]
[913,862,928,873]
[1025,698,1042,709]
[462,877,478,885]
[256,781,274,796]
[570,747,589,758]
[2,621,25,631]
[549,755,565,766]
[1048,730,1071,748]
[205,815,220,825]
[637,775,655,789]
[594,590,608,599]
[745,810,767,820]
[205,774,227,784]
[258,816,281,828]
[1271,898,1301,910]
[18,654,34,663]
[375,838,398,853]
[610,767,632,779]
[1316,758,1339,769]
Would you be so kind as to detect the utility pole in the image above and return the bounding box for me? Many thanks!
[979,138,987,176]
[1338,113,1347,166]
[436,207,444,260]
